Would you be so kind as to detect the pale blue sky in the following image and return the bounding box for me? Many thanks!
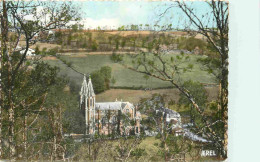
[73,1,214,30]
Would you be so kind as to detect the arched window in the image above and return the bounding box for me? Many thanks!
[89,98,93,107]
[112,116,117,123]
[136,127,139,133]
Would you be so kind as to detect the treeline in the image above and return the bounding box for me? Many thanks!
[50,29,215,56]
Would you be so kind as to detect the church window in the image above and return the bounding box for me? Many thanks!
[90,99,92,106]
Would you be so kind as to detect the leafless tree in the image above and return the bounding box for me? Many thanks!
[113,137,143,162]
[139,94,194,161]
[0,0,81,159]
[121,0,228,158]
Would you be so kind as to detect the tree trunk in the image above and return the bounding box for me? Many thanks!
[2,0,16,159]
[220,39,228,157]
[8,104,15,159]
[98,110,100,135]
[220,78,228,158]
[107,110,110,135]
[0,12,3,160]
[117,110,121,135]
[7,45,15,159]
[23,110,28,160]
[0,0,9,158]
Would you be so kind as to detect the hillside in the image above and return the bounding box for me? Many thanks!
[44,53,216,89]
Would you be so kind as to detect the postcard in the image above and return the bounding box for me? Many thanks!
[0,0,229,161]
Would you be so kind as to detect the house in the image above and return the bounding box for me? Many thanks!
[48,30,55,35]
[20,48,36,56]
[79,75,141,136]
[15,45,22,51]
[156,107,183,135]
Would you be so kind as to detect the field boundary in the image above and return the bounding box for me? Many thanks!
[110,83,218,90]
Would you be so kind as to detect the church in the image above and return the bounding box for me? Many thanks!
[79,75,141,136]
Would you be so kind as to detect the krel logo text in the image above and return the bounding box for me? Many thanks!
[201,150,217,157]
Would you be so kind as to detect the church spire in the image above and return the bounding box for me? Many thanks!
[79,74,88,105]
[87,75,95,97]
[80,74,88,95]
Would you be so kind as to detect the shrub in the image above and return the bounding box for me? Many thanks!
[110,52,123,62]
[48,47,59,56]
[91,71,105,94]
[35,45,40,55]
[91,40,98,51]
[100,66,112,90]
[91,66,112,94]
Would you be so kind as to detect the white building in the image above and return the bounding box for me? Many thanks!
[20,48,36,56]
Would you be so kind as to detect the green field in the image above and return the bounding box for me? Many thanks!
[44,53,216,89]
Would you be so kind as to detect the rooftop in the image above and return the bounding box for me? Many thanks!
[96,101,134,111]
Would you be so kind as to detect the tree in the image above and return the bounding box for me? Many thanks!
[0,0,81,159]
[71,24,78,32]
[138,94,193,161]
[118,25,125,31]
[100,66,112,90]
[90,66,112,94]
[108,36,113,49]
[121,38,126,50]
[111,77,116,86]
[178,37,206,53]
[130,37,137,50]
[91,71,105,94]
[67,33,72,46]
[110,52,123,63]
[35,45,40,55]
[179,80,208,124]
[73,138,112,161]
[115,37,120,50]
[179,80,208,107]
[91,39,98,51]
[121,0,228,158]
[54,31,63,45]
[175,1,228,157]
[113,137,143,161]
[1,60,71,160]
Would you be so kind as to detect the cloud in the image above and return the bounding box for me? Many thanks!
[79,18,120,30]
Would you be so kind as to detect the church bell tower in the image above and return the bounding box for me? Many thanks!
[79,74,96,135]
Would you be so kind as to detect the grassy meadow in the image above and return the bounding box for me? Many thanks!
[44,53,216,89]
[95,87,218,104]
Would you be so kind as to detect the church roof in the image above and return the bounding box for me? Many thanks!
[157,107,181,119]
[95,102,134,111]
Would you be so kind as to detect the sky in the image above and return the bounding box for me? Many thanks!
[73,1,214,30]
[21,1,215,30]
